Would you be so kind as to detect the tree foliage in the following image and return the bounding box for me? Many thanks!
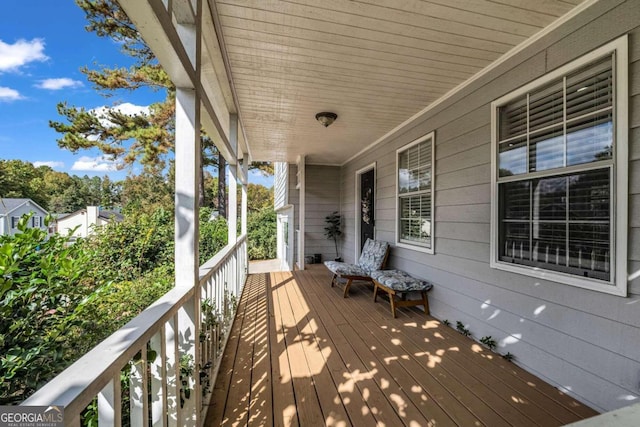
[0,160,117,213]
[51,0,273,210]
[247,208,277,260]
[0,216,92,403]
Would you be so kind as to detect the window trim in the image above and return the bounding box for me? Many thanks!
[490,35,628,296]
[395,131,436,254]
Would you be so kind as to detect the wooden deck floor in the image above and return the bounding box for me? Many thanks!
[206,265,598,426]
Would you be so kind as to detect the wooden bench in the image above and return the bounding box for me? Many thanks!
[371,269,433,318]
[323,238,390,298]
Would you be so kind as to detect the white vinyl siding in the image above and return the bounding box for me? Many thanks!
[396,132,435,254]
[490,36,628,296]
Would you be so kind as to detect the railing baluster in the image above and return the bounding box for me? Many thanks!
[98,374,121,427]
[178,295,199,427]
[167,314,179,427]
[130,344,148,427]
[67,414,81,427]
[150,330,165,427]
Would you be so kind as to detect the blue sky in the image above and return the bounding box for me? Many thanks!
[0,1,272,187]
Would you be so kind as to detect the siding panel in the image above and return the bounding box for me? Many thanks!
[305,165,341,263]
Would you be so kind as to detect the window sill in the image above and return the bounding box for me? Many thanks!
[490,259,627,297]
[395,241,434,255]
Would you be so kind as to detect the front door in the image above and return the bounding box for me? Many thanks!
[360,168,375,251]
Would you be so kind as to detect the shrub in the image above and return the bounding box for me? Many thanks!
[247,208,276,260]
[81,208,174,283]
[199,207,228,264]
[0,215,92,403]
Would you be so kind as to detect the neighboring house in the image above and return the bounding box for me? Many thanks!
[0,198,48,236]
[55,206,123,240]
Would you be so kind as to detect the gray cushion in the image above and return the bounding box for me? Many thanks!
[323,238,389,278]
[357,239,389,274]
[370,269,433,292]
[324,261,367,277]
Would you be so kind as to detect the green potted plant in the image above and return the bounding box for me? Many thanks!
[324,211,342,261]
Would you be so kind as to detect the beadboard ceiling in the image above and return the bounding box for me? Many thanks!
[212,0,586,164]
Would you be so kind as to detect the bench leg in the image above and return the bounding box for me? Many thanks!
[343,279,353,298]
[390,290,397,318]
[373,283,379,302]
[330,273,337,287]
[422,291,430,315]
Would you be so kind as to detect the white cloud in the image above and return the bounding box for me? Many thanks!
[0,38,48,72]
[0,86,22,101]
[90,102,150,127]
[71,156,119,172]
[33,161,64,169]
[36,78,83,90]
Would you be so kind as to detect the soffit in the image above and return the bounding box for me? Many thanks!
[214,0,585,164]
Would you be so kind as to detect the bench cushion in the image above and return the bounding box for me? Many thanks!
[370,269,433,292]
[324,261,367,277]
[358,239,390,274]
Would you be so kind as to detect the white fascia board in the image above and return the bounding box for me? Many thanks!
[119,0,195,88]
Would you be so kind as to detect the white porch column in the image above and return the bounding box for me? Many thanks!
[241,156,248,236]
[174,86,201,427]
[227,114,238,245]
[175,88,200,287]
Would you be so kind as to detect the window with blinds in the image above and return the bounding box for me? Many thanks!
[491,35,628,295]
[396,133,435,252]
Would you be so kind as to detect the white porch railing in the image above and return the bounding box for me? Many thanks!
[23,235,248,427]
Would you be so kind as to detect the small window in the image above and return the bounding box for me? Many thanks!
[491,36,628,296]
[33,216,42,228]
[396,132,435,253]
[11,216,20,228]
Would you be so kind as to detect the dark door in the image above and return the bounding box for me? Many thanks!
[360,168,375,251]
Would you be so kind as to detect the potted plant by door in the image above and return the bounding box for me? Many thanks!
[324,211,342,261]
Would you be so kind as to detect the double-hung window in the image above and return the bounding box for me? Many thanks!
[11,216,20,229]
[396,132,435,254]
[490,36,628,296]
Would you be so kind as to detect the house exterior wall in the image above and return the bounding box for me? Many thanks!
[0,202,48,236]
[339,0,640,412]
[274,162,289,211]
[57,212,89,239]
[305,165,341,263]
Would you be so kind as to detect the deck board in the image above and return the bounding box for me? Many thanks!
[206,265,598,426]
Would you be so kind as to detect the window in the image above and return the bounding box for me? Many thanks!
[396,132,435,254]
[33,216,41,228]
[490,36,628,296]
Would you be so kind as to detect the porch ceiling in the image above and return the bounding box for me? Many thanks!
[214,0,586,165]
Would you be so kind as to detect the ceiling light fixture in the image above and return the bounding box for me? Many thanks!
[315,112,338,127]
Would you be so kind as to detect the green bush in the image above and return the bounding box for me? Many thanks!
[73,266,174,355]
[0,215,93,404]
[247,208,276,260]
[81,208,175,283]
[199,207,228,264]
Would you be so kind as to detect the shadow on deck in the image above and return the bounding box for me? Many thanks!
[205,264,598,426]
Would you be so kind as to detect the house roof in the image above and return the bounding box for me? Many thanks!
[99,210,124,222]
[0,198,48,216]
[56,208,124,224]
[119,0,592,166]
